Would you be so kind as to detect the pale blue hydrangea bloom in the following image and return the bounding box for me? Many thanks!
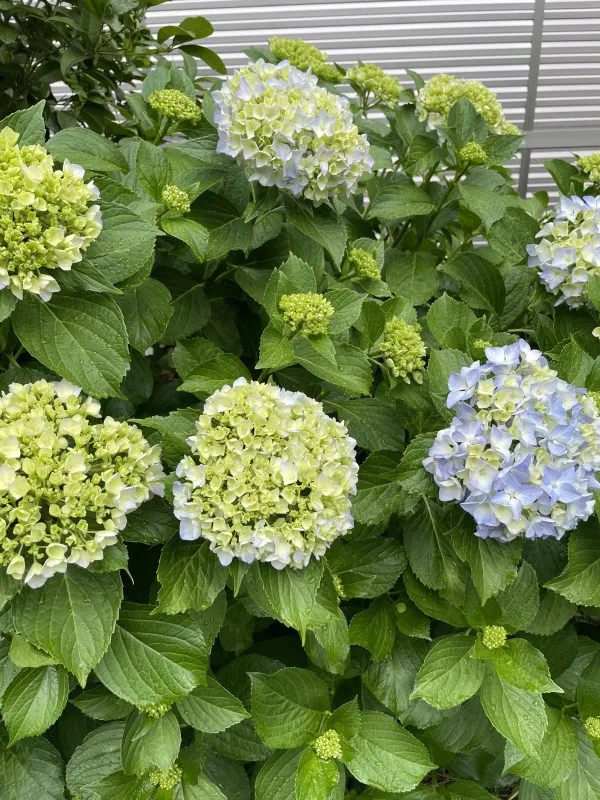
[527,195,600,308]
[212,59,373,205]
[423,340,600,542]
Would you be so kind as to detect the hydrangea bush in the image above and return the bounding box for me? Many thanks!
[1,35,600,800]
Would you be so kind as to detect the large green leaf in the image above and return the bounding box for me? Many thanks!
[368,183,435,221]
[255,749,302,800]
[546,522,600,606]
[293,339,372,397]
[326,538,407,599]
[2,665,69,744]
[116,278,173,353]
[386,252,438,306]
[440,252,506,316]
[176,675,249,733]
[0,100,46,145]
[324,398,405,451]
[135,140,172,200]
[459,183,507,230]
[554,723,600,800]
[364,636,428,717]
[349,597,397,660]
[476,637,561,694]
[411,635,485,709]
[453,528,522,603]
[157,538,229,615]
[121,710,181,774]
[0,736,65,800]
[479,671,547,756]
[283,196,346,266]
[351,451,406,524]
[295,748,341,800]
[46,128,129,172]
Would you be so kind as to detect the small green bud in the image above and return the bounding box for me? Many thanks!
[348,247,380,280]
[577,152,600,182]
[332,574,345,599]
[481,625,507,650]
[380,319,426,383]
[313,729,342,761]
[395,602,407,614]
[347,63,402,105]
[162,184,191,214]
[148,89,201,122]
[148,764,182,790]
[138,703,170,719]
[458,141,488,165]
[279,292,334,336]
[585,717,600,740]
[473,338,492,349]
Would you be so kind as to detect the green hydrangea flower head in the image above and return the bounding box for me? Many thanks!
[279,292,334,336]
[482,625,507,650]
[380,319,426,383]
[173,378,359,569]
[416,74,519,135]
[577,152,600,182]
[138,703,170,719]
[148,89,201,122]
[348,247,380,280]
[162,184,190,214]
[0,379,165,588]
[313,729,342,760]
[585,717,600,740]
[0,126,102,302]
[458,141,488,165]
[148,764,182,790]
[347,63,402,105]
[268,37,342,82]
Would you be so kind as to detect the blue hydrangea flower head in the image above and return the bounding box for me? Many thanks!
[424,339,600,542]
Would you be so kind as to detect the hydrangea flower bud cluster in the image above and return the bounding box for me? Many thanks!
[348,247,380,280]
[577,152,600,183]
[0,127,102,301]
[527,195,600,308]
[268,37,341,83]
[148,765,182,790]
[482,625,507,650]
[0,380,165,588]
[212,60,373,204]
[458,141,488,165]
[380,319,426,383]
[279,292,334,336]
[424,340,600,542]
[162,184,190,214]
[313,729,342,760]
[148,89,201,122]
[415,74,519,135]
[347,63,402,106]
[173,378,358,570]
[585,717,600,741]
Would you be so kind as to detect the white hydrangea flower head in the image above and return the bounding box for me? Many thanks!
[212,60,374,205]
[0,379,165,588]
[527,195,600,308]
[173,378,359,569]
[0,127,102,302]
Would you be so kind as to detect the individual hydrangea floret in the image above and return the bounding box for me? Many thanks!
[458,141,488,165]
[268,37,341,82]
[416,73,519,135]
[348,247,380,280]
[162,184,190,214]
[424,340,600,542]
[148,89,201,122]
[577,152,600,182]
[212,60,373,204]
[148,764,182,790]
[347,63,402,106]
[0,126,102,301]
[173,378,358,569]
[380,319,426,383]
[482,625,507,650]
[313,729,342,760]
[0,379,165,588]
[279,292,334,336]
[585,717,600,741]
[527,195,600,308]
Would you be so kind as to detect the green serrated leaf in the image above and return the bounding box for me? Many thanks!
[411,634,485,709]
[157,538,229,615]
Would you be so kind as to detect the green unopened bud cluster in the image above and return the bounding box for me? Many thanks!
[458,141,488,165]
[585,716,600,741]
[482,625,507,650]
[0,127,102,302]
[313,729,342,760]
[268,37,341,83]
[332,573,345,598]
[148,764,182,790]
[0,379,165,588]
[416,74,519,135]
[348,247,380,280]
[162,184,190,214]
[138,703,170,719]
[380,319,426,383]
[148,89,201,122]
[577,152,600,182]
[279,292,334,336]
[347,63,402,106]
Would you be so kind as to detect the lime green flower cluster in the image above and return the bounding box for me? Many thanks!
[380,319,426,383]
[148,764,182,790]
[0,126,102,301]
[0,379,165,589]
[148,89,201,122]
[173,378,358,570]
[577,152,600,182]
[314,729,342,760]
[162,184,190,214]
[268,37,341,83]
[348,247,380,280]
[279,292,334,336]
[458,141,488,165]
[347,63,402,106]
[138,703,170,719]
[482,625,507,650]
[416,74,519,135]
[585,717,600,740]
[332,573,345,599]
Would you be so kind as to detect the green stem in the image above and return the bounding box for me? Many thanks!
[153,116,170,145]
